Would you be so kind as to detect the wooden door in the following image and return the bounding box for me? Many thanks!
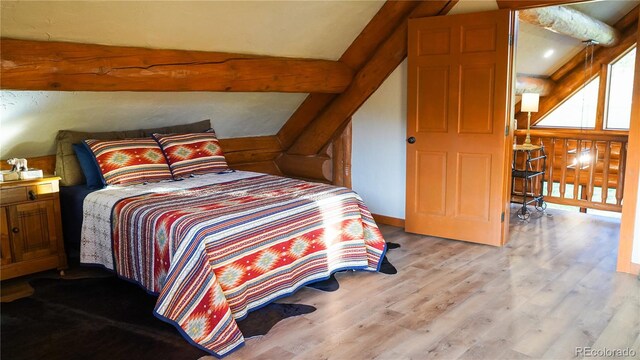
[8,200,59,262]
[406,10,516,246]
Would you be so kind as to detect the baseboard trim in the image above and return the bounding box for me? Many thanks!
[372,213,405,228]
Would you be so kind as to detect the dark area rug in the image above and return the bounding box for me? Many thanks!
[305,274,340,292]
[386,242,401,250]
[1,276,315,360]
[305,241,401,292]
[379,256,398,275]
[379,242,400,275]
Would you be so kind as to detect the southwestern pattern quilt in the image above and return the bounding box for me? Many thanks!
[80,171,386,357]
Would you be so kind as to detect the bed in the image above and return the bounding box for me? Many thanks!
[79,170,386,357]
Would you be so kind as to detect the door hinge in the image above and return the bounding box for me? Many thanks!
[505,124,509,136]
[501,212,505,222]
[509,34,514,46]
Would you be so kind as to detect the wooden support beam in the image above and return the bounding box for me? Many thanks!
[277,94,338,149]
[286,0,454,156]
[332,121,353,188]
[231,161,282,176]
[340,1,423,70]
[275,154,332,182]
[277,0,422,149]
[220,136,283,170]
[516,7,638,128]
[515,74,555,95]
[520,6,621,47]
[0,38,353,93]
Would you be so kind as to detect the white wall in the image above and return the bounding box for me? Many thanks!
[0,91,306,158]
[352,61,408,218]
[351,0,498,219]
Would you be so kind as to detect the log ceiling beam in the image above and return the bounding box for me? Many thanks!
[520,6,620,46]
[276,0,422,149]
[275,154,332,182]
[0,38,354,93]
[515,74,555,95]
[516,6,638,128]
[284,0,456,156]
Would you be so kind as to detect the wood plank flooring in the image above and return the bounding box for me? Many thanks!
[219,208,639,360]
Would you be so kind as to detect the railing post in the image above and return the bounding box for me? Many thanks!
[573,139,582,201]
[616,142,627,206]
[547,138,555,197]
[601,141,611,204]
[587,140,597,202]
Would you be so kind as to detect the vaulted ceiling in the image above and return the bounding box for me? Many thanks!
[516,0,637,76]
[1,1,385,59]
[1,0,637,161]
[0,0,385,158]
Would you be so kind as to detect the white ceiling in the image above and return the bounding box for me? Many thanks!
[0,0,385,60]
[516,0,638,76]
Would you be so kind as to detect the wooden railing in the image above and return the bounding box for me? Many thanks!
[514,129,628,212]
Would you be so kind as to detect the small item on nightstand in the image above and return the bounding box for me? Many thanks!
[0,170,19,182]
[6,158,28,172]
[18,169,44,180]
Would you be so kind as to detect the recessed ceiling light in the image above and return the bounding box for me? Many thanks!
[543,49,555,58]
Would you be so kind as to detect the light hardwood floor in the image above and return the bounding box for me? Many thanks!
[220,207,640,360]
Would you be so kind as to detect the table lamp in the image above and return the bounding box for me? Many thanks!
[521,92,539,148]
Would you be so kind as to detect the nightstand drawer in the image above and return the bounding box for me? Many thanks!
[1,187,29,204]
[1,182,57,205]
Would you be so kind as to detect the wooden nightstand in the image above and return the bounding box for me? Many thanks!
[0,176,67,280]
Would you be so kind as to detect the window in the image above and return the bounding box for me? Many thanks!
[606,47,636,130]
[535,76,599,128]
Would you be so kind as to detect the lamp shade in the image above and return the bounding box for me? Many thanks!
[521,93,540,112]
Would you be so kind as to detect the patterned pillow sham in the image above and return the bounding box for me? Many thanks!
[153,131,229,179]
[84,138,173,185]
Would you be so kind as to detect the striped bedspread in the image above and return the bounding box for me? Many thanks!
[91,173,385,356]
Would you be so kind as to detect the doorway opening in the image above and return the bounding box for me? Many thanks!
[511,2,636,227]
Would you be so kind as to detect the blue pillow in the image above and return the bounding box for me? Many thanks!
[73,143,105,189]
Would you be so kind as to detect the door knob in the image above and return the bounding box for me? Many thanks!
[407,137,416,144]
[12,227,19,234]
